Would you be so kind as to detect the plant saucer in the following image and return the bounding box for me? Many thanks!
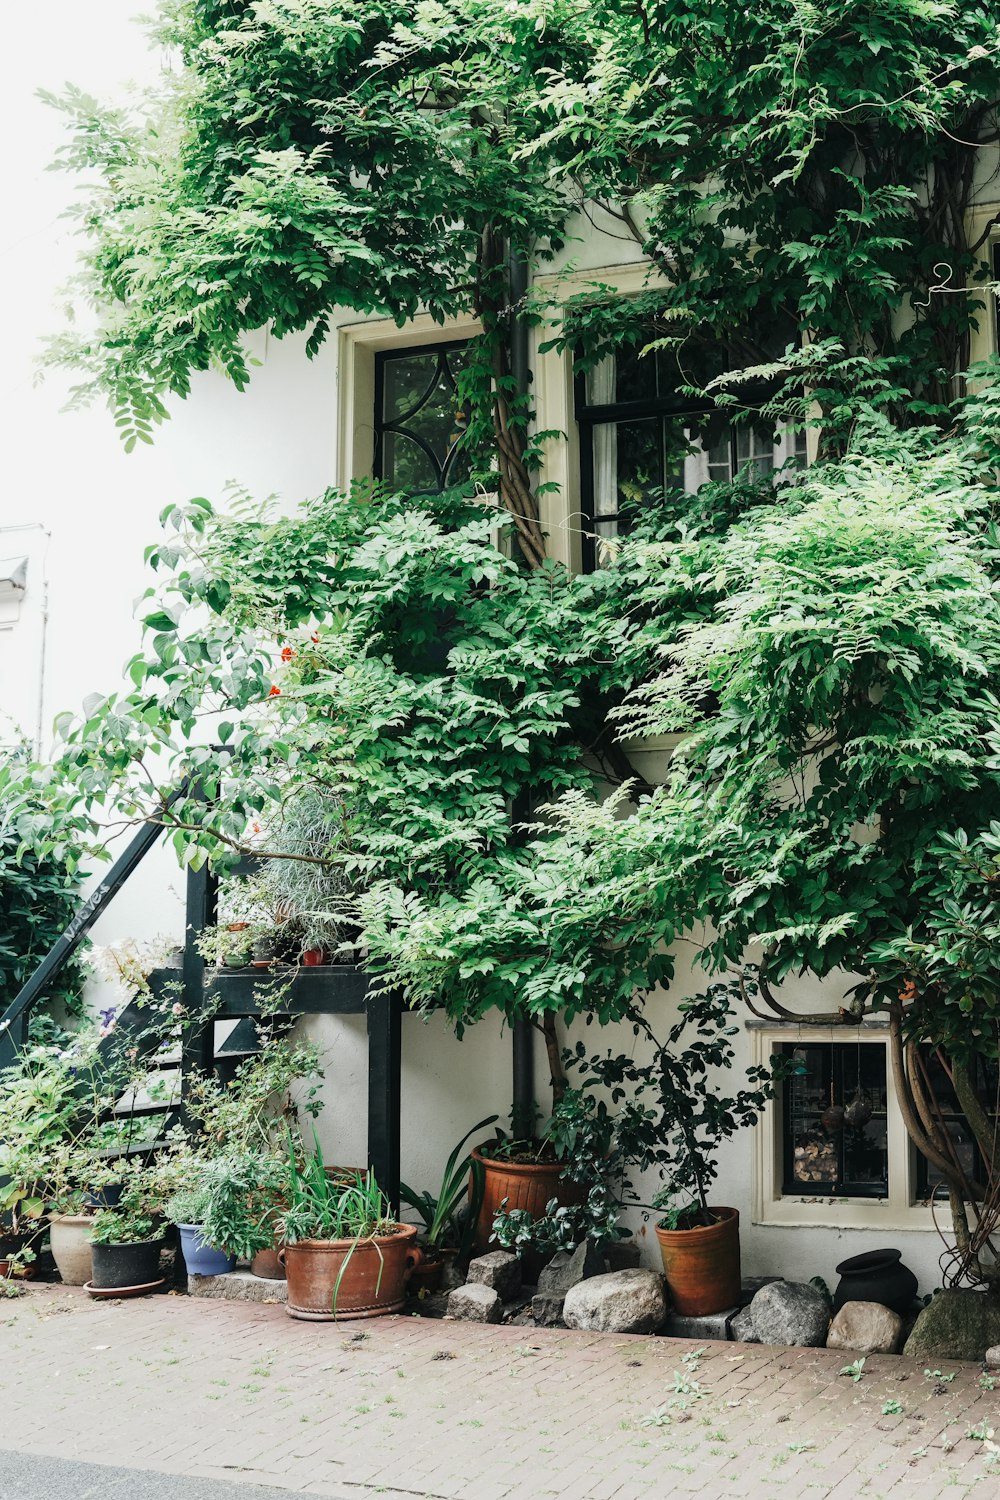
[84,1277,167,1300]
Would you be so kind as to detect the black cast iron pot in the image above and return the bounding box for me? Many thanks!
[91,1238,165,1289]
[832,1248,918,1315]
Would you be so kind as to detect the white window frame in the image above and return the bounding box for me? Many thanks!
[750,1022,940,1233]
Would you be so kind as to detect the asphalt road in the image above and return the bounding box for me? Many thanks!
[0,1452,305,1499]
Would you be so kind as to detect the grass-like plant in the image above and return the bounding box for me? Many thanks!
[278,1132,393,1245]
[399,1113,496,1258]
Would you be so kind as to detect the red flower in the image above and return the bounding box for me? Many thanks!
[280,646,295,662]
[311,632,320,644]
[268,685,281,697]
[252,822,261,834]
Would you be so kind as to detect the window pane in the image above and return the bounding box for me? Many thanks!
[591,418,663,525]
[376,344,480,494]
[783,1042,888,1198]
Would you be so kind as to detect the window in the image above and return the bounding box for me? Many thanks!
[373,341,478,495]
[781,1041,889,1199]
[913,1048,999,1200]
[575,339,807,570]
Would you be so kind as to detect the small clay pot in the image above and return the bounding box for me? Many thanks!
[251,1246,286,1281]
[301,947,327,967]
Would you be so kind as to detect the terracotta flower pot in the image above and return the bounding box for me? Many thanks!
[280,1224,422,1321]
[470,1145,584,1254]
[49,1214,95,1286]
[301,947,327,967]
[655,1207,740,1317]
[251,1246,286,1281]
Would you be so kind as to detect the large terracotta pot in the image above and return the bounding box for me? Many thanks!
[655,1207,740,1316]
[280,1224,421,1321]
[49,1214,94,1286]
[470,1145,585,1254]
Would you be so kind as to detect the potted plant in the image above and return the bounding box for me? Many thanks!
[196,1150,288,1277]
[278,1135,421,1320]
[88,1202,165,1292]
[166,1184,237,1277]
[400,1114,497,1291]
[577,981,784,1317]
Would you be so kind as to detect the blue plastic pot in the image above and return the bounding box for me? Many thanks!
[177,1223,237,1277]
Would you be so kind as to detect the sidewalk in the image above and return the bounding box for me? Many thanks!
[1,1284,999,1499]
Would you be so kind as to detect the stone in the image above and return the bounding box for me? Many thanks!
[985,1344,1000,1370]
[826,1301,903,1355]
[748,1281,829,1347]
[605,1239,643,1272]
[466,1251,521,1301]
[729,1306,760,1344]
[739,1276,784,1303]
[664,1305,740,1342]
[531,1293,566,1327]
[536,1238,604,1299]
[562,1269,668,1335]
[441,1258,464,1292]
[187,1269,287,1304]
[903,1290,1000,1363]
[446,1283,502,1323]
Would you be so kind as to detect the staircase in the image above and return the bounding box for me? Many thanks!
[0,807,404,1211]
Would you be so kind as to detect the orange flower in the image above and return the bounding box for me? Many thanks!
[268,685,281,697]
[280,646,295,662]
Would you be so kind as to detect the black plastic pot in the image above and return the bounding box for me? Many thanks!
[90,1238,165,1290]
[832,1248,918,1315]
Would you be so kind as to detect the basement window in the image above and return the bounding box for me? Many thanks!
[780,1041,889,1199]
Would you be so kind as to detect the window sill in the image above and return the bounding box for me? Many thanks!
[754,1196,941,1232]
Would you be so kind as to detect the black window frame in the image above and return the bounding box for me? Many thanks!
[779,1040,890,1200]
[373,339,476,495]
[575,360,713,573]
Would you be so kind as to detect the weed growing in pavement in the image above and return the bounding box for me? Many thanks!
[924,1368,956,1382]
[840,1358,866,1382]
[882,1399,904,1415]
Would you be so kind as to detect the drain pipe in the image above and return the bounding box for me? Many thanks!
[509,243,536,1139]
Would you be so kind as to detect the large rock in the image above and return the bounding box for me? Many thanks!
[536,1239,605,1298]
[748,1281,829,1347]
[729,1306,760,1344]
[466,1251,521,1301]
[903,1290,1000,1363]
[826,1301,903,1355]
[563,1269,667,1334]
[531,1292,566,1327]
[985,1344,1000,1370]
[447,1283,502,1323]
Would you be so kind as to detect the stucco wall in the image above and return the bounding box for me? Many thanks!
[1,2,984,1299]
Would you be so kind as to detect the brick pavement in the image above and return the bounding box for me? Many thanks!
[1,1285,999,1499]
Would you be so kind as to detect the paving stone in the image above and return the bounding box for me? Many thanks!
[663,1305,740,1341]
[187,1269,287,1304]
[827,1300,903,1355]
[562,1268,667,1334]
[465,1250,521,1301]
[446,1282,502,1323]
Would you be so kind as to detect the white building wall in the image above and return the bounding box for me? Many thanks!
[2,2,983,1297]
